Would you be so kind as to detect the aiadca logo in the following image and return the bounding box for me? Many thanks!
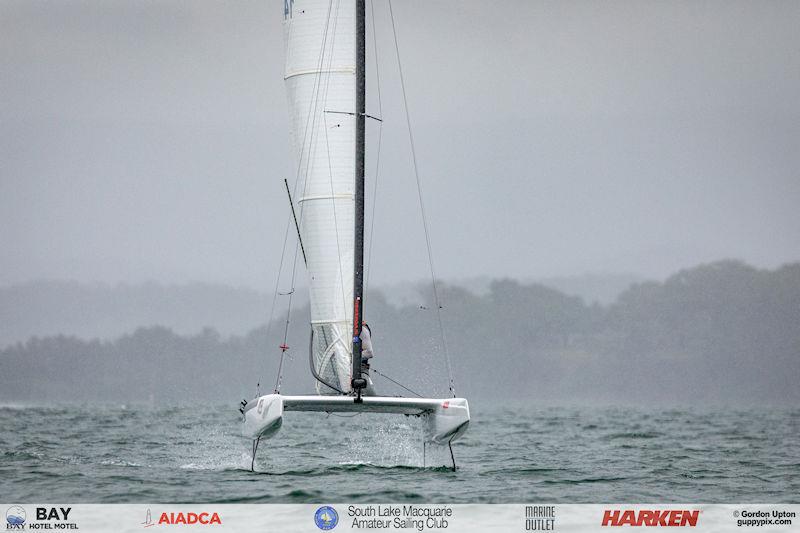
[141,509,222,527]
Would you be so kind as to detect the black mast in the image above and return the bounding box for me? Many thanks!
[351,0,367,399]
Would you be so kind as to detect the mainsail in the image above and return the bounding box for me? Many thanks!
[284,0,356,394]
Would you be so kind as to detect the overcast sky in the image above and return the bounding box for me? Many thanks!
[2,0,799,290]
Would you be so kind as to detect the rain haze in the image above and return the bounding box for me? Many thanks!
[2,0,799,289]
[3,2,800,507]
[1,1,799,407]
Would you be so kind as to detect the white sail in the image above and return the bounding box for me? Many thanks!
[284,0,355,394]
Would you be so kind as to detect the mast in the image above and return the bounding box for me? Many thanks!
[351,0,367,398]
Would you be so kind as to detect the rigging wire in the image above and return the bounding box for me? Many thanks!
[387,0,456,397]
[320,0,351,325]
[275,242,303,394]
[269,215,293,393]
[370,367,423,398]
[327,412,362,418]
[364,0,384,296]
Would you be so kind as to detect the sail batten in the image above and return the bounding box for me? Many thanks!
[285,0,356,394]
[285,67,356,80]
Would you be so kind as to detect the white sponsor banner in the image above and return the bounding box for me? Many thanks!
[1,504,798,533]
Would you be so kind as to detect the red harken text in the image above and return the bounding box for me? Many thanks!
[602,510,699,527]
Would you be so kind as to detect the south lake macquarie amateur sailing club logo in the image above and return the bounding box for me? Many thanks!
[315,506,339,530]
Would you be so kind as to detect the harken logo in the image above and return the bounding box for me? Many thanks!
[6,507,26,530]
[602,510,699,527]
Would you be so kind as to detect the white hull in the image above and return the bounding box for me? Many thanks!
[242,394,469,445]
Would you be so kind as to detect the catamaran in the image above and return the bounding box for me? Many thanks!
[241,0,469,469]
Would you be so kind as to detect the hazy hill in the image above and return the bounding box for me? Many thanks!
[0,281,274,347]
[1,260,798,405]
[0,275,638,348]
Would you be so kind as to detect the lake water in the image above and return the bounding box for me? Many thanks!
[1,403,798,502]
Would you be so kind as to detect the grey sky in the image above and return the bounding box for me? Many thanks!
[2,0,799,290]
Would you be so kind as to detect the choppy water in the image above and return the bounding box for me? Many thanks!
[1,403,798,502]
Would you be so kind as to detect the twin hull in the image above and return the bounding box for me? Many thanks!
[242,394,470,445]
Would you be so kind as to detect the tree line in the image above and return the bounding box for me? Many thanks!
[1,260,798,405]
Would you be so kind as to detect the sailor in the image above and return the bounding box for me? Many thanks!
[359,322,377,396]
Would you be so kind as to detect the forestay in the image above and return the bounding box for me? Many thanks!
[284,0,356,394]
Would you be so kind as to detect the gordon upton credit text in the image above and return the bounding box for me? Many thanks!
[348,505,452,530]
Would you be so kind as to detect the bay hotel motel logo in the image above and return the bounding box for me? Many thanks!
[6,507,25,530]
[6,507,77,530]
